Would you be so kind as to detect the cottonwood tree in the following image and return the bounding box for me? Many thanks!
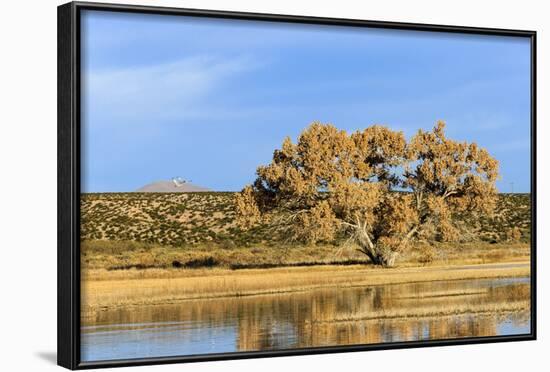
[235,121,499,267]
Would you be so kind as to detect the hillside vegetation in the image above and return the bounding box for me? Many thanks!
[80,192,530,271]
[81,192,531,245]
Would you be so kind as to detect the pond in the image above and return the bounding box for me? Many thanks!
[81,277,530,362]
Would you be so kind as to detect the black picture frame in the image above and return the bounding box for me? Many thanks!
[58,1,537,369]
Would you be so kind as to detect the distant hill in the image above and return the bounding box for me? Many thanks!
[80,193,531,247]
[136,180,210,193]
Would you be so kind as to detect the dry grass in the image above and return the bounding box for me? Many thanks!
[82,260,530,315]
[81,240,366,271]
[311,301,530,323]
[81,239,530,273]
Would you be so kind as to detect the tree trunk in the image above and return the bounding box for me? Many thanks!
[361,248,397,267]
[353,227,398,267]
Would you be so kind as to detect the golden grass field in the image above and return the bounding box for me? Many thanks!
[82,260,530,316]
[82,239,530,272]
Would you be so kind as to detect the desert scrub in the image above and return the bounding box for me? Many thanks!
[506,227,522,242]
[81,192,531,249]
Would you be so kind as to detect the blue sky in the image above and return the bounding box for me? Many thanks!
[81,10,532,193]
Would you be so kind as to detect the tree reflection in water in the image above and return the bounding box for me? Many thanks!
[81,277,530,361]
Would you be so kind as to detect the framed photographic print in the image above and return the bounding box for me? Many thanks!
[57,1,536,369]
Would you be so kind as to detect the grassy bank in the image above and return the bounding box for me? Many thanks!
[82,260,530,316]
[81,238,530,272]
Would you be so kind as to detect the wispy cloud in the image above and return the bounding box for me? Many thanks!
[83,55,259,123]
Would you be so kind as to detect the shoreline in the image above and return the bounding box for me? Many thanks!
[82,260,530,317]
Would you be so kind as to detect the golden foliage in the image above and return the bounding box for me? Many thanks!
[294,201,338,243]
[236,121,499,266]
[234,185,261,228]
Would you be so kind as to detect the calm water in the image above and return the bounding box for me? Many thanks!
[81,277,530,362]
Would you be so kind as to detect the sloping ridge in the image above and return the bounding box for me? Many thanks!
[136,180,211,193]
